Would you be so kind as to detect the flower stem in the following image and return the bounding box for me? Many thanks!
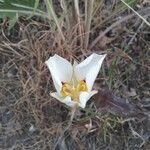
[53,105,77,150]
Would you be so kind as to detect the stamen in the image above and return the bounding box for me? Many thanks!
[60,80,87,100]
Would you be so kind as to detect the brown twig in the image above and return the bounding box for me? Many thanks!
[89,7,150,49]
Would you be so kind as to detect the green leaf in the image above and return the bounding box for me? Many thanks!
[0,0,46,28]
[8,13,18,30]
[0,0,46,18]
[0,0,36,10]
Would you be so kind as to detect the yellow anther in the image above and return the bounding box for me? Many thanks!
[76,80,87,92]
[61,83,73,97]
[60,80,87,100]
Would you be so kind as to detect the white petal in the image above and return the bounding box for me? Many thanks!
[45,54,73,93]
[79,90,98,108]
[74,53,106,91]
[51,92,77,107]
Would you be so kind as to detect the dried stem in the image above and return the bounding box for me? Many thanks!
[84,0,94,50]
[89,7,150,49]
[74,0,83,47]
[121,0,150,27]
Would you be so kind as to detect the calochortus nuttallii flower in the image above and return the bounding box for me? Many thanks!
[45,53,106,108]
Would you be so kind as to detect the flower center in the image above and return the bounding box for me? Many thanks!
[60,80,87,100]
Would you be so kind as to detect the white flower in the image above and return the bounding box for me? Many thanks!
[45,53,106,108]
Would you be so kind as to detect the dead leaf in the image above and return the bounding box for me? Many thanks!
[93,90,148,120]
[93,90,135,115]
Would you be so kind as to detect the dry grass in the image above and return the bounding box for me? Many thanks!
[0,0,150,149]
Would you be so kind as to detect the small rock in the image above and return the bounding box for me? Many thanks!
[126,88,137,97]
[29,125,36,133]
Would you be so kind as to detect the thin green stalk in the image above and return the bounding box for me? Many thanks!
[45,0,65,41]
[10,2,44,14]
[33,0,40,15]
